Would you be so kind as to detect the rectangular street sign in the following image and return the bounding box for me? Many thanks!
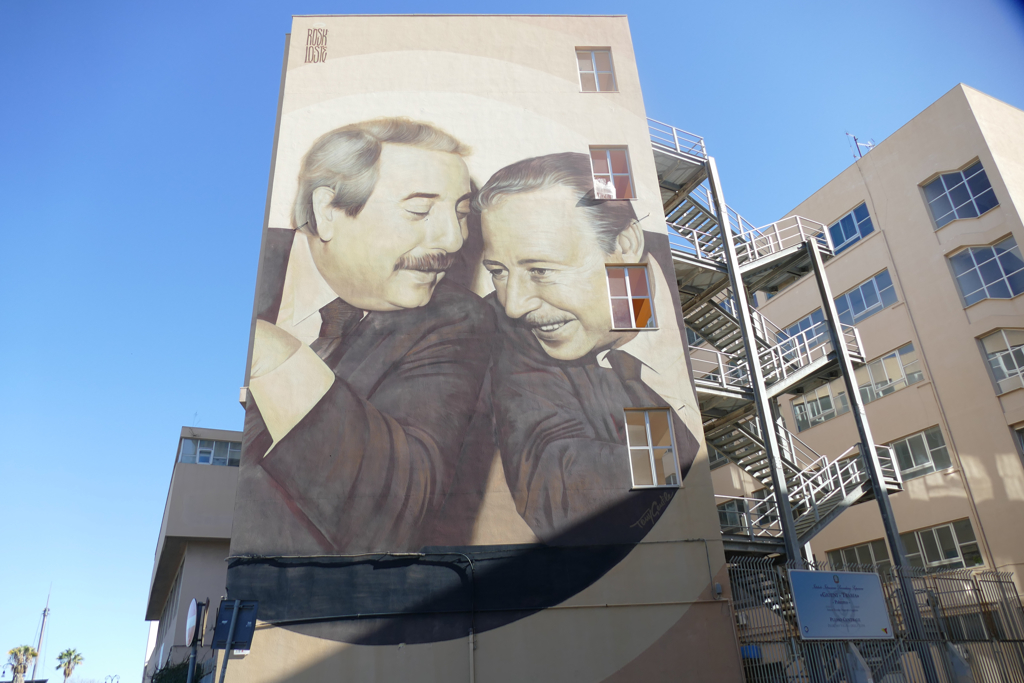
[789,570,894,640]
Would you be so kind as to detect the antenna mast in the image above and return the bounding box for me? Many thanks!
[30,590,51,683]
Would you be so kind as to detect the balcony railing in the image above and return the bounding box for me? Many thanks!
[648,118,706,160]
[735,216,833,265]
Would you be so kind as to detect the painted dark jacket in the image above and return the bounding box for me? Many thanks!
[231,228,495,556]
[488,293,699,546]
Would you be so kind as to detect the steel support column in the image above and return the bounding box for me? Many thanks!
[705,157,801,562]
[806,239,940,683]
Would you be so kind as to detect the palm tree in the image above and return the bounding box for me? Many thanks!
[7,646,38,683]
[56,649,84,683]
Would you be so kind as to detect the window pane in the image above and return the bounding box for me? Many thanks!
[949,251,975,276]
[654,448,678,485]
[961,543,983,567]
[908,435,930,467]
[613,174,633,199]
[647,410,673,448]
[901,532,920,555]
[957,269,984,297]
[920,530,942,563]
[975,189,998,214]
[597,73,615,91]
[609,149,629,174]
[999,248,1024,276]
[853,203,870,223]
[843,548,859,566]
[580,72,597,92]
[923,178,945,202]
[611,298,632,328]
[632,297,654,328]
[593,50,612,71]
[894,441,914,471]
[591,150,609,174]
[966,169,991,195]
[856,545,873,565]
[606,267,627,296]
[180,438,196,456]
[630,449,654,486]
[627,267,649,296]
[952,518,976,543]
[936,526,959,560]
[949,183,972,210]
[871,539,890,561]
[987,280,1011,299]
[930,195,953,221]
[625,411,648,447]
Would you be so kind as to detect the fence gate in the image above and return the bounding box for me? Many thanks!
[729,557,1024,682]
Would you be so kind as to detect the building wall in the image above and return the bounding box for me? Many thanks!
[145,539,230,681]
[747,84,1024,589]
[225,14,742,682]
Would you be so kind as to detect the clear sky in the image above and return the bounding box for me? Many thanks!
[1,0,1022,680]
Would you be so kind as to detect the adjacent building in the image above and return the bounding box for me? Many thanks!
[143,427,241,681]
[710,84,1024,592]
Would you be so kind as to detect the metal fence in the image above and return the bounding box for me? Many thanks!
[730,557,1024,682]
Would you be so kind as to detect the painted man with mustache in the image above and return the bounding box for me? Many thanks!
[235,119,494,555]
[476,152,699,545]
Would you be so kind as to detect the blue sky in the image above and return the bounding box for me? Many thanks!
[1,0,1022,679]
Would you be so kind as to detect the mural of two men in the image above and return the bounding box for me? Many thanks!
[234,117,698,561]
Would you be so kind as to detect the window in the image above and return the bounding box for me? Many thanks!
[835,270,898,326]
[901,519,983,570]
[949,236,1024,306]
[178,438,241,467]
[890,426,951,480]
[981,329,1024,393]
[708,444,728,469]
[924,161,998,229]
[625,409,679,487]
[792,379,850,432]
[717,498,747,534]
[779,309,830,350]
[827,539,892,574]
[856,343,924,403]
[590,147,635,199]
[607,266,655,329]
[576,49,617,92]
[828,203,875,254]
[685,326,703,347]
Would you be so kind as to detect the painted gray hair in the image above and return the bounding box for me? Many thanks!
[473,152,638,254]
[293,117,471,237]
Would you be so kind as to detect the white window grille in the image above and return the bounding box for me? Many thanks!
[949,236,1024,306]
[900,519,983,570]
[576,49,616,92]
[792,379,850,432]
[835,270,898,326]
[889,426,951,480]
[981,329,1024,394]
[590,147,634,199]
[625,408,679,487]
[606,265,656,329]
[923,161,998,229]
[828,202,875,254]
[855,342,924,403]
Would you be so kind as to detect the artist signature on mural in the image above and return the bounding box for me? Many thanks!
[631,490,673,529]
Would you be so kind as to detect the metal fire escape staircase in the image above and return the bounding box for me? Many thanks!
[648,119,903,557]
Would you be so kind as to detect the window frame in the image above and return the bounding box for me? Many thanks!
[835,269,898,326]
[922,160,999,230]
[856,342,924,404]
[889,425,952,481]
[949,236,1024,307]
[589,146,635,200]
[178,437,243,467]
[575,48,617,93]
[827,539,892,574]
[900,519,984,570]
[791,379,850,432]
[828,202,875,255]
[980,328,1024,394]
[606,264,657,330]
[624,407,681,489]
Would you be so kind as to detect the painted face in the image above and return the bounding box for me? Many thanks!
[311,143,472,311]
[482,186,627,361]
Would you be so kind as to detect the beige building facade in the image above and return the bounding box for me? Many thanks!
[711,84,1024,591]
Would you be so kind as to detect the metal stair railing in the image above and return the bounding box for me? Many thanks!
[648,118,706,160]
[758,321,865,387]
[667,220,726,264]
[734,215,834,265]
[689,347,751,393]
[714,494,784,540]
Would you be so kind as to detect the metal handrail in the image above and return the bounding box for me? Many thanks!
[734,215,834,265]
[647,118,706,160]
[758,322,864,388]
[690,347,750,391]
[667,220,726,263]
[714,495,784,540]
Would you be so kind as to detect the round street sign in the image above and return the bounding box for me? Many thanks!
[186,599,198,646]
